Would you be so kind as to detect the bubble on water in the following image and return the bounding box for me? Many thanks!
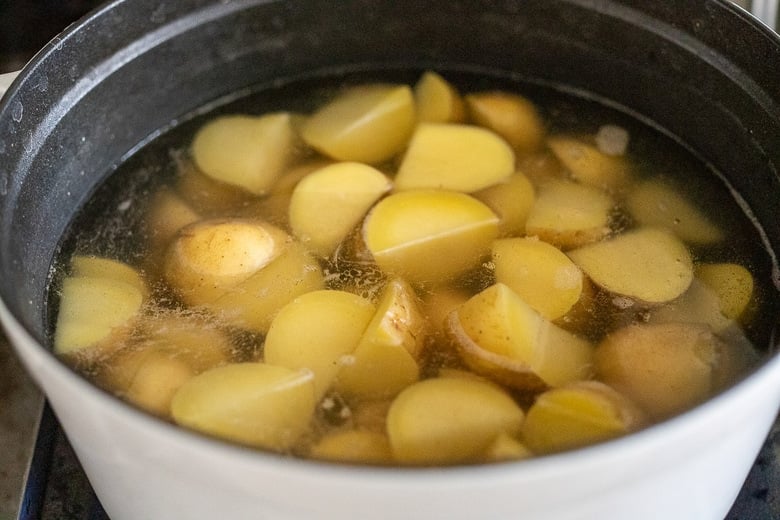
[11,100,22,122]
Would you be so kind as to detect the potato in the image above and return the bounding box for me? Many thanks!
[264,290,376,400]
[309,429,393,464]
[289,162,391,256]
[335,278,425,399]
[516,151,567,185]
[394,123,515,193]
[483,432,533,461]
[175,158,257,216]
[594,322,722,418]
[208,241,324,333]
[363,190,499,284]
[521,381,644,454]
[69,256,147,294]
[301,84,415,163]
[171,363,316,450]
[163,219,290,306]
[465,91,545,153]
[473,172,535,236]
[626,179,724,245]
[567,227,694,304]
[649,278,733,333]
[350,399,393,433]
[696,262,754,320]
[547,135,630,191]
[421,286,471,337]
[413,71,466,123]
[386,377,524,464]
[525,179,613,250]
[143,187,200,254]
[191,113,297,195]
[595,125,630,156]
[492,237,583,320]
[448,283,592,390]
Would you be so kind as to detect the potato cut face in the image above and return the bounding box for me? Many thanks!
[473,172,535,236]
[309,429,393,464]
[546,135,630,191]
[465,91,545,153]
[525,179,613,250]
[394,123,515,193]
[386,377,524,464]
[171,363,316,450]
[335,278,426,399]
[191,113,296,195]
[521,381,643,454]
[626,179,724,245]
[143,188,200,254]
[413,71,466,124]
[483,432,533,461]
[695,263,754,320]
[289,162,391,256]
[568,227,693,304]
[363,190,499,284]
[301,84,415,163]
[492,237,583,320]
[264,290,376,400]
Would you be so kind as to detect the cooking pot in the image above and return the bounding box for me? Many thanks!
[1,1,779,519]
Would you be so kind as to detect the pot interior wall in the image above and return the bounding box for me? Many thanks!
[0,0,778,346]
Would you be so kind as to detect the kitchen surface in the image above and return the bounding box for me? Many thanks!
[1,1,779,519]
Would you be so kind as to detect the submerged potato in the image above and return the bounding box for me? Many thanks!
[363,190,499,284]
[473,172,536,236]
[144,187,200,255]
[547,135,630,191]
[696,263,754,320]
[309,429,393,464]
[289,162,391,256]
[171,363,316,450]
[301,84,415,163]
[191,113,297,195]
[386,376,524,464]
[465,91,545,153]
[394,123,515,192]
[568,227,694,304]
[414,71,466,124]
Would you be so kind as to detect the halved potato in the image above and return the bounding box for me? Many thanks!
[696,262,754,320]
[567,227,693,304]
[143,187,200,255]
[69,256,147,295]
[547,135,630,191]
[465,91,545,153]
[394,123,515,193]
[309,429,393,464]
[473,172,535,236]
[289,162,391,256]
[363,190,499,284]
[386,376,524,464]
[524,179,613,250]
[301,84,415,163]
[414,71,466,124]
[191,113,297,195]
[171,362,316,450]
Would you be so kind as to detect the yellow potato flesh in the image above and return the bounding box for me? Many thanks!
[473,172,535,236]
[171,363,316,450]
[208,241,324,333]
[386,377,524,464]
[335,278,425,399]
[547,136,630,191]
[289,162,391,256]
[301,84,415,164]
[568,227,694,304]
[626,179,724,245]
[163,219,289,306]
[191,113,296,195]
[696,263,754,320]
[492,237,583,320]
[465,91,545,153]
[414,71,466,124]
[649,278,733,333]
[175,159,256,216]
[525,179,613,249]
[394,123,515,192]
[521,381,643,454]
[263,290,376,400]
[483,432,532,461]
[69,256,146,294]
[363,190,499,284]
[144,188,200,254]
[309,429,393,464]
[595,322,720,419]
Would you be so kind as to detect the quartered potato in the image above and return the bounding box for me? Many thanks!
[394,123,515,193]
[483,432,533,461]
[521,381,644,454]
[335,278,426,399]
[144,187,200,256]
[171,362,316,450]
[626,179,724,245]
[525,179,613,249]
[568,227,693,304]
[363,190,499,284]
[386,376,524,464]
[289,162,391,256]
[309,429,393,464]
[413,71,466,124]
[174,158,256,216]
[465,91,545,153]
[264,290,376,400]
[696,262,754,320]
[547,135,630,191]
[301,84,415,163]
[492,237,583,320]
[191,113,297,195]
[649,277,734,333]
[473,172,536,236]
[69,256,147,295]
